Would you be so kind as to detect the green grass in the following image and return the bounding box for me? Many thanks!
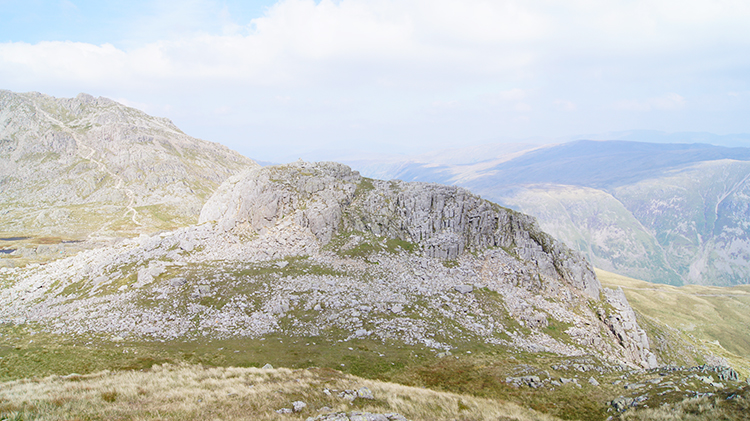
[4,319,750,421]
[0,322,605,420]
[597,268,750,376]
[325,231,418,259]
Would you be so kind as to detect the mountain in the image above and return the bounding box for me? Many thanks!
[2,161,664,369]
[342,140,750,286]
[1,90,747,420]
[0,90,256,245]
[3,161,747,420]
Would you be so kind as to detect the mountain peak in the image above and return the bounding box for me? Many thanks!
[0,89,256,241]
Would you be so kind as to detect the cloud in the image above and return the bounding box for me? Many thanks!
[554,100,577,112]
[59,0,78,12]
[514,103,532,112]
[1,0,749,159]
[613,93,687,111]
[2,0,749,91]
[0,1,559,92]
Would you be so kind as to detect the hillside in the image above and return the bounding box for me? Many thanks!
[0,90,256,247]
[1,152,748,419]
[1,161,660,367]
[596,268,750,366]
[1,93,748,419]
[0,363,562,421]
[340,140,750,286]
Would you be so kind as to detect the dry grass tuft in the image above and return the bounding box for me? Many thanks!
[0,363,561,421]
[100,389,117,402]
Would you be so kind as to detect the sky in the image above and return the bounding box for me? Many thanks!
[1,0,749,162]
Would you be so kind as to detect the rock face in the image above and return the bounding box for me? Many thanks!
[201,161,601,299]
[0,90,256,238]
[339,140,750,286]
[0,160,665,369]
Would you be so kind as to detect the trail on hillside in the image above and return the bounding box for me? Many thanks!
[31,102,142,234]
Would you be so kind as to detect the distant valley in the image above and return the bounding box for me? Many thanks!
[338,140,750,287]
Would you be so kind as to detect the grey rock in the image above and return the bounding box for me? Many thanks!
[357,387,374,399]
[179,239,196,252]
[293,401,307,412]
[200,161,601,299]
[262,363,273,369]
[454,284,473,294]
[169,277,187,287]
[506,376,542,388]
[588,377,600,386]
[339,390,357,401]
[611,396,635,412]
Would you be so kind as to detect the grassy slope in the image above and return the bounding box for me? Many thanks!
[596,268,750,375]
[0,363,561,421]
[0,324,618,421]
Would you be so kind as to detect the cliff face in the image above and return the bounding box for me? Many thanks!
[0,90,256,238]
[201,161,601,299]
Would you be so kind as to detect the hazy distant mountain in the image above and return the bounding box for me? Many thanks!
[341,140,750,286]
[0,90,256,239]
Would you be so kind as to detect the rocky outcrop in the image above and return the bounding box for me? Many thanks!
[200,161,601,299]
[601,287,658,369]
[200,161,359,242]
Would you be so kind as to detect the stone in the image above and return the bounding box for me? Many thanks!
[357,387,374,399]
[611,396,634,412]
[588,377,600,386]
[339,390,357,401]
[355,329,368,338]
[262,363,273,369]
[454,284,473,294]
[293,401,307,412]
[170,277,187,287]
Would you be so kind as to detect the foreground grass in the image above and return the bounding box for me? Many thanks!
[0,363,560,421]
[1,324,621,420]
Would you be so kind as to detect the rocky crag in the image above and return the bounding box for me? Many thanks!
[1,161,665,369]
[0,90,256,241]
[338,141,750,286]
